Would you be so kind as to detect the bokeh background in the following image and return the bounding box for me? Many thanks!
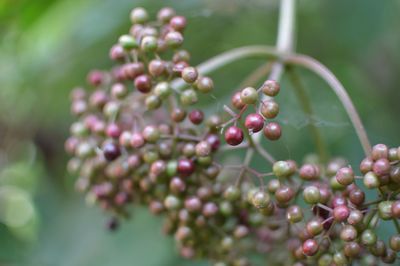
[1,0,400,265]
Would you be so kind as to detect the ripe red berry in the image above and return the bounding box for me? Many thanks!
[244,113,264,133]
[333,205,350,222]
[134,74,152,93]
[177,159,195,176]
[103,143,121,161]
[224,126,244,146]
[302,239,319,256]
[263,122,281,140]
[188,109,204,125]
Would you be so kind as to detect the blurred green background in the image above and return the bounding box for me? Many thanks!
[0,0,400,265]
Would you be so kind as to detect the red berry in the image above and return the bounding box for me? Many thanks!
[205,134,220,151]
[244,113,264,133]
[177,159,195,177]
[333,205,350,222]
[134,74,152,93]
[224,126,244,146]
[188,109,204,125]
[302,239,319,256]
[263,122,281,140]
[103,143,121,161]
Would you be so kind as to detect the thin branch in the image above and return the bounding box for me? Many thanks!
[170,45,281,92]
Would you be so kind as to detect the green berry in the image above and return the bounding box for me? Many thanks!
[118,34,138,50]
[303,186,321,204]
[240,87,258,105]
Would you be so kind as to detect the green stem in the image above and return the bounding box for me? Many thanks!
[287,67,329,163]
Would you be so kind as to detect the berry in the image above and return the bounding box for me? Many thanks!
[263,122,281,140]
[333,205,350,222]
[195,76,214,93]
[188,109,204,125]
[299,164,320,180]
[103,143,121,161]
[287,205,303,223]
[244,113,264,133]
[303,186,321,204]
[177,159,195,176]
[302,239,319,256]
[260,100,279,119]
[182,67,198,83]
[231,91,245,110]
[130,7,149,24]
[224,126,244,146]
[134,74,152,93]
[118,34,138,50]
[272,161,293,178]
[335,167,354,186]
[262,80,280,96]
[170,16,187,32]
[240,87,258,104]
[251,190,270,209]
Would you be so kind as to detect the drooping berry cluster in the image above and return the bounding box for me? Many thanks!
[66,6,400,266]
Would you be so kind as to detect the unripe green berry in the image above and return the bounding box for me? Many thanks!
[145,95,162,110]
[389,234,400,251]
[224,185,241,201]
[141,35,158,52]
[287,205,303,223]
[378,200,393,220]
[130,7,149,24]
[154,82,172,99]
[195,76,214,93]
[251,190,270,209]
[180,89,198,105]
[361,229,377,246]
[240,87,258,105]
[167,160,177,177]
[272,161,292,178]
[363,171,380,189]
[118,34,138,50]
[303,186,321,204]
[164,195,181,210]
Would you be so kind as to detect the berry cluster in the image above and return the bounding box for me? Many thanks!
[66,6,400,266]
[225,80,281,146]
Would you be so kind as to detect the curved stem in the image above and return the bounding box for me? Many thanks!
[170,45,281,92]
[285,54,372,156]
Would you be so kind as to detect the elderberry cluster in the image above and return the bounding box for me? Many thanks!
[225,80,281,146]
[66,6,400,266]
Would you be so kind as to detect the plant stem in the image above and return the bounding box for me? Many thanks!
[170,45,281,92]
[285,54,372,156]
[287,67,329,163]
[251,0,297,158]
